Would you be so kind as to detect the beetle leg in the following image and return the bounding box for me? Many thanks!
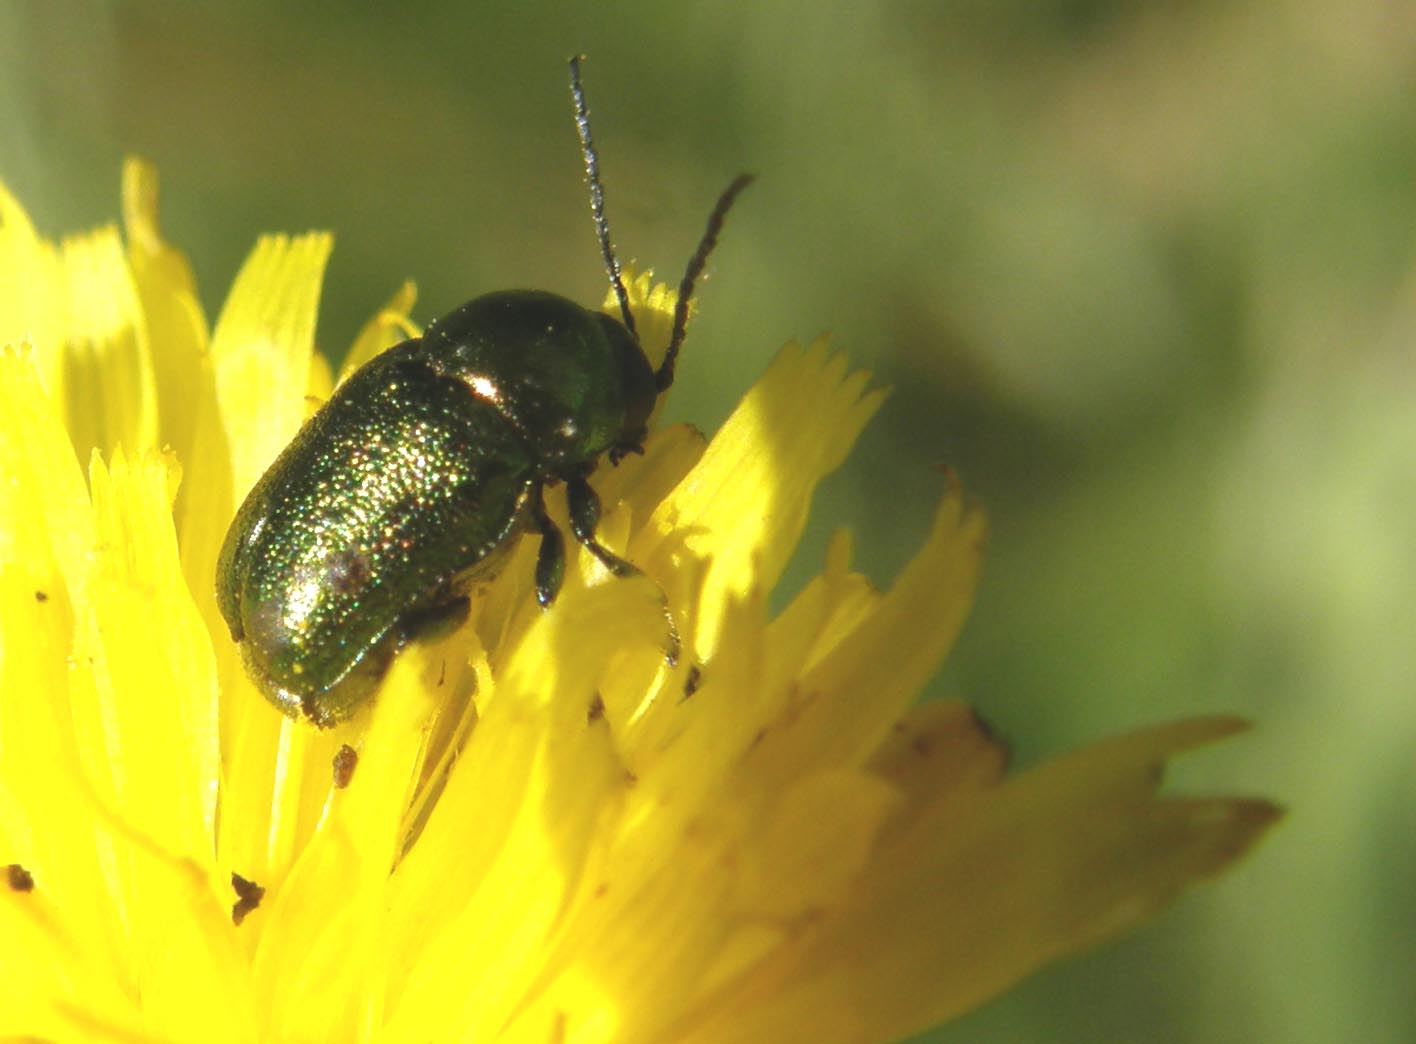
[566,474,638,579]
[566,474,681,668]
[662,609,683,669]
[530,484,565,608]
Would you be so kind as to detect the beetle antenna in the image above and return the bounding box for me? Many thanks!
[658,173,754,393]
[569,55,637,339]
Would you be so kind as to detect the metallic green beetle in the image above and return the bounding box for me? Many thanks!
[216,58,751,726]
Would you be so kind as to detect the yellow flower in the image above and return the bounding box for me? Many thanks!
[0,160,1278,1043]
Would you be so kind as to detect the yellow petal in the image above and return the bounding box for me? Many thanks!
[639,338,885,658]
[0,180,64,386]
[744,480,987,788]
[72,450,246,1040]
[610,267,679,374]
[733,768,900,918]
[592,423,708,541]
[0,346,93,600]
[384,579,664,1040]
[864,698,1010,836]
[200,232,336,888]
[338,279,420,384]
[0,182,156,460]
[0,391,250,1039]
[670,717,1281,1043]
[120,159,233,656]
[210,231,333,501]
[73,448,220,859]
[251,620,458,1040]
[0,347,124,1040]
[122,157,210,467]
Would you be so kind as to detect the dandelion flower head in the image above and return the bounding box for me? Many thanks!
[0,161,1278,1042]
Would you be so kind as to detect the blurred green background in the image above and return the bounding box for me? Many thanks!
[3,2,1412,1041]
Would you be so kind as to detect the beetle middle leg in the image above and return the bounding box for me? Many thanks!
[531,484,566,608]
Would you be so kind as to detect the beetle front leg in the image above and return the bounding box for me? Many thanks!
[531,484,566,608]
[566,474,681,667]
[566,474,641,580]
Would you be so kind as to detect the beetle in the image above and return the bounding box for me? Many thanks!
[215,58,750,727]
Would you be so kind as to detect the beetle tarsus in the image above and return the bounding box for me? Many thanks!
[663,607,682,669]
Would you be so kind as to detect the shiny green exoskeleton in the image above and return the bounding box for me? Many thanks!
[216,58,751,726]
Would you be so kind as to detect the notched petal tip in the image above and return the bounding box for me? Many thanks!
[864,701,1011,843]
[121,157,162,251]
[611,268,680,368]
[339,280,420,385]
[674,712,1278,1044]
[1124,713,1255,771]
